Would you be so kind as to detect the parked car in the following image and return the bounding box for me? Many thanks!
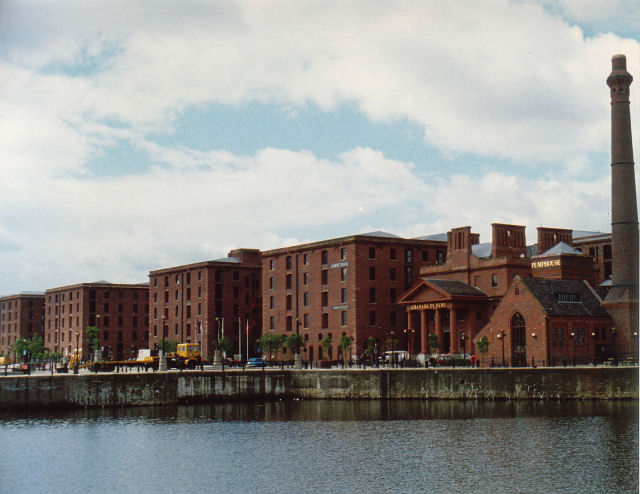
[246,358,268,368]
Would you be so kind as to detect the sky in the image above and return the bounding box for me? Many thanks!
[1,0,639,296]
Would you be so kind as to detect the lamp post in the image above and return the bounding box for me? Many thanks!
[460,331,466,365]
[570,331,576,366]
[74,331,80,374]
[591,331,598,366]
[95,314,101,363]
[497,330,506,367]
[159,316,167,371]
[611,327,617,365]
[213,317,222,368]
[294,318,302,369]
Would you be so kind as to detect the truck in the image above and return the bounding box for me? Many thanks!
[166,343,202,369]
[89,344,202,372]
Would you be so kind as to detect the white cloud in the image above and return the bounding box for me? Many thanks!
[0,1,637,294]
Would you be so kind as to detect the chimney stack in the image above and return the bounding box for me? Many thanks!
[603,54,639,348]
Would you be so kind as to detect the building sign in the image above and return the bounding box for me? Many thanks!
[332,304,350,310]
[532,259,561,269]
[330,261,350,269]
[407,302,447,311]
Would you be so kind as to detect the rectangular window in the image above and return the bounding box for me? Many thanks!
[341,267,347,282]
[322,313,328,329]
[341,288,347,304]
[269,277,274,289]
[286,295,292,310]
[437,251,445,264]
[369,287,376,303]
[405,249,413,264]
[558,327,564,344]
[422,251,429,262]
[390,248,396,261]
[286,256,292,270]
[341,248,347,260]
[286,316,292,331]
[303,254,309,265]
[303,314,309,328]
[390,288,397,303]
[322,270,328,284]
[269,316,274,330]
[369,267,376,281]
[303,272,309,285]
[405,266,414,285]
[369,310,376,325]
[270,259,275,270]
[369,247,376,259]
[491,274,498,287]
[303,292,309,306]
[390,268,396,281]
[286,274,292,290]
[322,292,328,307]
[341,311,347,326]
[321,250,328,265]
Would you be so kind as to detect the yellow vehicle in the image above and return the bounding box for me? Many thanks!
[167,343,202,369]
[68,349,82,369]
[0,356,12,366]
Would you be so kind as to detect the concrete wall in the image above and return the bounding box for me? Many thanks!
[0,367,637,410]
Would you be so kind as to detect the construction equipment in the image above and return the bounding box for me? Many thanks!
[89,344,202,372]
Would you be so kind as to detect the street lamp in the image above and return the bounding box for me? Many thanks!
[95,314,101,362]
[460,331,466,363]
[591,331,598,366]
[570,331,576,366]
[74,331,80,374]
[611,327,617,365]
[294,318,302,369]
[159,315,167,371]
[496,330,506,367]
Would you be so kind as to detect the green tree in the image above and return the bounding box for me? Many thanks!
[428,333,440,351]
[159,339,178,353]
[27,334,45,360]
[476,336,489,353]
[257,333,285,362]
[86,326,100,359]
[214,337,233,356]
[321,334,333,360]
[11,338,30,361]
[364,336,377,358]
[285,334,303,359]
[339,334,353,366]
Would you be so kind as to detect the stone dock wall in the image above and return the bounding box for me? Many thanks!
[0,367,637,410]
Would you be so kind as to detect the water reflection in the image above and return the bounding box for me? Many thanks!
[1,401,636,494]
[1,399,636,424]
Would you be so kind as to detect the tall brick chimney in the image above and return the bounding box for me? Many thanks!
[603,54,639,349]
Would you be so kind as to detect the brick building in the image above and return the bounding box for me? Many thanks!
[262,232,447,362]
[573,231,612,285]
[148,249,262,360]
[44,282,149,361]
[473,277,613,366]
[0,293,45,357]
[400,223,609,361]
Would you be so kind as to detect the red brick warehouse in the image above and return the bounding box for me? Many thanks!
[148,249,262,360]
[0,293,45,358]
[44,282,149,361]
[262,232,447,363]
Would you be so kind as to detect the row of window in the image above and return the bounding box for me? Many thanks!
[153,270,257,288]
[269,309,395,332]
[552,327,608,345]
[274,247,443,271]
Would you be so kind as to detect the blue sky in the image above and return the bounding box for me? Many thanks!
[0,0,638,295]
